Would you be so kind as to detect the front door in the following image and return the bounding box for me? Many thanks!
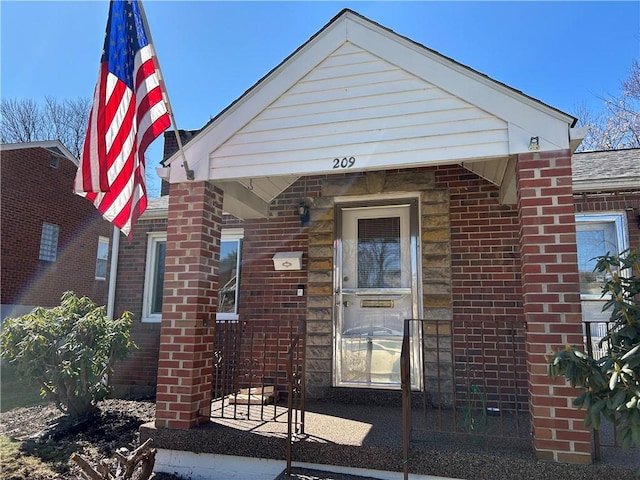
[334,200,422,389]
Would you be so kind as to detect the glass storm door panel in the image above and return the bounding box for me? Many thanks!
[334,202,421,389]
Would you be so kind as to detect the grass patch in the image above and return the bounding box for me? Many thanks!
[1,363,45,412]
[0,435,60,480]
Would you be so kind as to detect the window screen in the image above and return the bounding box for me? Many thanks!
[357,217,401,288]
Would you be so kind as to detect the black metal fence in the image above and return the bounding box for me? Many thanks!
[210,318,306,475]
[583,320,624,460]
[401,318,530,478]
[211,319,305,423]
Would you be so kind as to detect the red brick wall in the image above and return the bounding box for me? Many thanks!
[111,176,316,398]
[231,177,315,394]
[115,169,530,401]
[516,150,591,463]
[113,164,636,437]
[1,147,111,312]
[110,216,167,397]
[236,178,311,326]
[155,181,223,428]
[574,192,640,251]
[438,166,528,411]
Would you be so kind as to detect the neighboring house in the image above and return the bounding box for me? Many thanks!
[573,149,640,357]
[109,9,639,465]
[0,140,113,320]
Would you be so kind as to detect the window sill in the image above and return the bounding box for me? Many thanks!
[141,316,162,324]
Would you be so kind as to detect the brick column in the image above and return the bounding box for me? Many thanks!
[155,181,222,429]
[516,150,592,463]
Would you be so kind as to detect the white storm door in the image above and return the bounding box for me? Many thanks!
[334,202,421,389]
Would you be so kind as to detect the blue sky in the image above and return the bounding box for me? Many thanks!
[1,1,639,195]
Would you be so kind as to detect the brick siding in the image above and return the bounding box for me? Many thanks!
[574,191,640,250]
[114,155,635,463]
[155,181,223,429]
[1,147,111,313]
[516,151,591,463]
[109,216,167,397]
[438,165,529,412]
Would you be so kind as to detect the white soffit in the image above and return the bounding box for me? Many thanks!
[167,9,574,198]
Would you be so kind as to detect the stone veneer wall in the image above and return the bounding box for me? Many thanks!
[306,169,452,399]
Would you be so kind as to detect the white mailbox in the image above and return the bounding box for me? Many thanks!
[272,251,303,271]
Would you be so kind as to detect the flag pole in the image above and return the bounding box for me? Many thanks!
[137,0,194,181]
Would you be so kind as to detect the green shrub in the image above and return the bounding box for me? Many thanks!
[549,249,640,449]
[0,292,135,420]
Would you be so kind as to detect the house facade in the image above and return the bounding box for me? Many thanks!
[109,10,639,464]
[0,140,113,320]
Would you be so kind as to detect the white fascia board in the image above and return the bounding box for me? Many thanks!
[140,206,168,220]
[573,177,640,193]
[507,122,569,154]
[167,20,349,183]
[569,126,588,152]
[167,11,574,184]
[344,15,573,151]
[208,144,508,181]
[0,139,78,165]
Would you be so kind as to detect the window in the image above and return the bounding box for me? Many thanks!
[39,223,59,261]
[95,236,109,280]
[142,229,244,323]
[576,213,629,299]
[217,229,244,321]
[576,213,628,356]
[357,217,400,288]
[142,233,166,322]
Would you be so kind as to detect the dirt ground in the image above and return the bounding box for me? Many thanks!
[0,398,182,480]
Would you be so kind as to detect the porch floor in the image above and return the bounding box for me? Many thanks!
[140,399,639,480]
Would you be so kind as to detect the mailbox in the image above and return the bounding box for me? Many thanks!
[272,251,303,271]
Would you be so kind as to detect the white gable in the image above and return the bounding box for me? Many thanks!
[165,9,577,218]
[211,42,509,178]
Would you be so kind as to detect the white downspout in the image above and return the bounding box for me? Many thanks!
[107,226,120,320]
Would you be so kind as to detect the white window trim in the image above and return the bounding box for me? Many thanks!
[575,212,629,300]
[95,236,109,280]
[216,228,244,322]
[142,232,166,323]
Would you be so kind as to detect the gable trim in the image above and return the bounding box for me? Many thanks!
[0,140,78,165]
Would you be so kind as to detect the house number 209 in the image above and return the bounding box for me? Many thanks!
[333,157,355,169]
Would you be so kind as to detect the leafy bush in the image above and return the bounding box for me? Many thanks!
[0,292,135,420]
[549,249,640,449]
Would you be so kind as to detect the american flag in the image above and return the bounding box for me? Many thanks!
[75,0,170,237]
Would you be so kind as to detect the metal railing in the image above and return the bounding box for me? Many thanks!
[286,320,306,475]
[210,318,306,474]
[401,318,530,478]
[400,318,628,472]
[584,320,619,460]
[211,319,305,422]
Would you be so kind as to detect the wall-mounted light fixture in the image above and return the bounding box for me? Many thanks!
[297,201,310,226]
[528,136,540,151]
